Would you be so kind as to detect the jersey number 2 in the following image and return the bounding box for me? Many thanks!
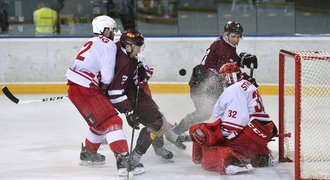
[76,41,93,61]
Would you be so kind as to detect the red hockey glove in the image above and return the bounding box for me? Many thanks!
[239,52,258,69]
[125,110,140,130]
[190,125,206,145]
[190,122,223,146]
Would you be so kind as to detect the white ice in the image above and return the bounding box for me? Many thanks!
[0,94,294,180]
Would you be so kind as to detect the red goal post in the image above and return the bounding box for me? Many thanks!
[278,50,330,180]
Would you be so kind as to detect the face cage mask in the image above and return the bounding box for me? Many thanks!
[224,72,239,87]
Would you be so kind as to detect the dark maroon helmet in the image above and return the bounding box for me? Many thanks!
[120,29,144,47]
[224,21,243,36]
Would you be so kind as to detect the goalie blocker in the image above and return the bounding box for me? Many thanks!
[190,119,277,175]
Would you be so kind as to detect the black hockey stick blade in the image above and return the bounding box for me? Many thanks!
[2,86,19,104]
[1,86,68,104]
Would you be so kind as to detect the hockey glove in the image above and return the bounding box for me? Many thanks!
[239,52,258,69]
[242,72,259,88]
[190,122,223,146]
[137,61,150,82]
[125,110,140,130]
[190,127,206,145]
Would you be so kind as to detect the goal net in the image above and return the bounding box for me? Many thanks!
[278,50,330,180]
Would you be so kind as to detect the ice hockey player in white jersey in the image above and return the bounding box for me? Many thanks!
[189,63,278,175]
[65,15,133,176]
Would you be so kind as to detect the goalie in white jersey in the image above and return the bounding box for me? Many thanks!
[189,63,278,175]
[65,15,132,176]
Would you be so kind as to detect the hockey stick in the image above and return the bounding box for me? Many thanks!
[1,86,68,104]
[250,63,254,78]
[127,83,140,180]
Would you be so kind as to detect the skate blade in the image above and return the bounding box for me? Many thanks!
[133,167,145,175]
[118,168,128,177]
[155,152,175,163]
[166,137,187,150]
[160,158,175,163]
[225,164,254,175]
[118,167,145,177]
[79,160,105,166]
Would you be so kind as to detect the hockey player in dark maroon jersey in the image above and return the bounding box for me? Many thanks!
[172,21,259,138]
[108,29,174,174]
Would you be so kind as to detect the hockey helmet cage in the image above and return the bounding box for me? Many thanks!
[224,21,243,37]
[92,15,117,34]
[120,29,144,47]
[219,63,242,87]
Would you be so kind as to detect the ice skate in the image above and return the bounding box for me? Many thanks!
[165,135,187,150]
[79,143,105,166]
[153,146,174,160]
[225,164,254,175]
[115,152,129,176]
[127,150,145,176]
[116,150,145,177]
[176,134,191,142]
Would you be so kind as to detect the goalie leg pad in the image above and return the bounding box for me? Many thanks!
[201,146,237,175]
[200,145,252,175]
[192,142,203,164]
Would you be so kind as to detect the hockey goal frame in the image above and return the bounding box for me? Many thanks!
[278,49,330,180]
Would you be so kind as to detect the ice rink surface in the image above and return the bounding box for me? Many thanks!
[0,94,294,180]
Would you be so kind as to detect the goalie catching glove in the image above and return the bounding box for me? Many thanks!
[239,52,258,69]
[189,120,224,146]
[125,110,140,130]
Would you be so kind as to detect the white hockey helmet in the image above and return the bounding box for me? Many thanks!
[92,15,117,34]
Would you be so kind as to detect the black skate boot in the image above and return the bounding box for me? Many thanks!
[115,152,129,176]
[79,143,105,166]
[153,146,174,160]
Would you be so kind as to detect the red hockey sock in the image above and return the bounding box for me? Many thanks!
[85,139,101,152]
[109,140,129,154]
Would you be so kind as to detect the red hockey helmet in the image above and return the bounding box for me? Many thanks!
[224,21,243,37]
[219,63,241,87]
[120,29,144,47]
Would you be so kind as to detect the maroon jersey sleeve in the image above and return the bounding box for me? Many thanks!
[108,45,134,113]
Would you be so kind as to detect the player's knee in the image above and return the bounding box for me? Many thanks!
[149,128,163,140]
[146,117,163,132]
[92,115,123,134]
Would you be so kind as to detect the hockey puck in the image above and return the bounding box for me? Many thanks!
[179,69,186,76]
